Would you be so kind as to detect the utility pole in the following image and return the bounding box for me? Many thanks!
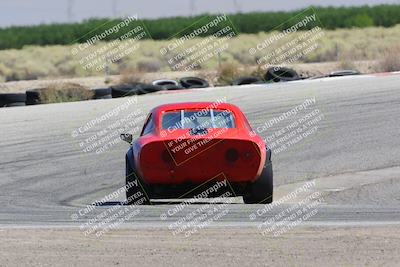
[233,0,241,13]
[112,0,118,17]
[189,0,196,16]
[67,0,74,22]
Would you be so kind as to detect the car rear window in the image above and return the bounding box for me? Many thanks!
[161,109,235,130]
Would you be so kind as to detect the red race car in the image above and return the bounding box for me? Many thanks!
[121,102,273,204]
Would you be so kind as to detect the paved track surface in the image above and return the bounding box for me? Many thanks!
[1,74,400,227]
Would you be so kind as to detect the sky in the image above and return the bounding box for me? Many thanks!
[0,0,399,27]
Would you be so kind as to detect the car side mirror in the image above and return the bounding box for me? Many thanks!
[120,133,133,144]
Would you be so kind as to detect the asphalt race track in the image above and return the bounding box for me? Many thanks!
[1,73,400,228]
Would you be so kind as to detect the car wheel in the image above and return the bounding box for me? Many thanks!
[126,158,151,205]
[243,155,273,204]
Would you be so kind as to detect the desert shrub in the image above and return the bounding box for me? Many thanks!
[0,63,11,82]
[39,83,93,103]
[1,25,400,81]
[137,59,162,72]
[337,60,358,71]
[119,69,145,84]
[216,62,240,86]
[231,50,256,65]
[376,45,400,72]
[248,64,265,80]
[216,62,254,85]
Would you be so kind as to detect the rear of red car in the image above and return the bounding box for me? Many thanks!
[136,104,266,185]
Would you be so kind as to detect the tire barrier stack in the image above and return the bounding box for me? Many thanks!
[0,93,26,107]
[25,89,43,105]
[0,68,360,108]
[264,67,300,82]
[179,77,209,89]
[92,88,112,99]
[232,76,264,85]
[152,79,183,90]
[328,70,360,77]
[111,83,164,98]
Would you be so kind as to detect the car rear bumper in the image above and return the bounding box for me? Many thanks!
[139,139,266,184]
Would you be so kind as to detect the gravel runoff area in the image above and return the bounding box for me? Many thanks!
[0,226,399,267]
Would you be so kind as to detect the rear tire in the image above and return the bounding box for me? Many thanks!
[243,158,273,204]
[126,158,151,205]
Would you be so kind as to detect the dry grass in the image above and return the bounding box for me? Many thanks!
[0,25,399,82]
[337,60,359,71]
[216,62,241,86]
[376,45,400,72]
[215,62,262,86]
[119,68,145,84]
[39,83,93,104]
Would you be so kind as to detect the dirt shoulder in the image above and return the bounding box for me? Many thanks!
[0,226,399,266]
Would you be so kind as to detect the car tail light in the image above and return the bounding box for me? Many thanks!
[225,148,239,162]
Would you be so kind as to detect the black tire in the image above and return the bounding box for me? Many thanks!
[126,158,151,205]
[243,150,273,204]
[0,93,26,107]
[111,84,142,98]
[179,77,209,89]
[94,94,112,99]
[328,70,360,77]
[152,79,179,87]
[264,67,299,82]
[232,76,264,85]
[4,102,26,107]
[92,88,112,99]
[111,83,163,98]
[26,89,42,105]
[162,84,185,90]
[137,84,164,95]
